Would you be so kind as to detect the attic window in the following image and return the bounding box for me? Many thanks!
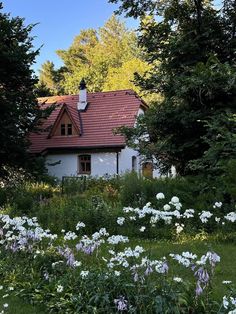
[67,124,72,135]
[78,155,91,175]
[61,124,66,136]
[61,123,73,136]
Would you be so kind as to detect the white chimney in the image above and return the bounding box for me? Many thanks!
[77,78,87,111]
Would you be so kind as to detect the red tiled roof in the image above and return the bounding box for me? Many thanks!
[29,90,146,154]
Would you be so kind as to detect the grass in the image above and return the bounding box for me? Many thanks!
[0,292,46,314]
[137,238,236,300]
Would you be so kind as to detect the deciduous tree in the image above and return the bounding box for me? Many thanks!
[110,0,236,175]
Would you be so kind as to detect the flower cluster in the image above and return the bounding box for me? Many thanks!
[76,228,109,255]
[223,295,236,312]
[119,193,236,233]
[0,214,57,253]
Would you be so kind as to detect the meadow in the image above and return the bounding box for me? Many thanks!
[0,172,235,313]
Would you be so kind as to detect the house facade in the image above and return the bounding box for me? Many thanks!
[29,81,159,179]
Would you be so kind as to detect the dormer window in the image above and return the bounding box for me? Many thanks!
[61,123,73,136]
[61,124,66,136]
[67,124,72,135]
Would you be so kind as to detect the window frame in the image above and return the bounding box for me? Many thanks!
[67,123,72,135]
[60,123,73,136]
[78,155,91,175]
[61,124,66,136]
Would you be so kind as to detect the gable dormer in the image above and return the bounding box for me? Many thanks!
[48,104,80,138]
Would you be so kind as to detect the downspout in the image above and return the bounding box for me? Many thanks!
[116,152,119,175]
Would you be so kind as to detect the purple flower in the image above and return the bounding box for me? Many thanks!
[162,261,169,274]
[114,296,128,311]
[75,242,83,251]
[195,281,203,296]
[58,246,76,268]
[194,267,209,285]
[194,266,210,297]
[144,265,153,276]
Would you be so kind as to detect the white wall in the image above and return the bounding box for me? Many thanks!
[119,147,141,174]
[46,154,78,179]
[91,152,117,176]
[46,147,143,180]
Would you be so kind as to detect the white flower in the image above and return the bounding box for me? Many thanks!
[56,285,63,293]
[182,252,197,259]
[171,196,179,203]
[213,202,222,208]
[199,211,213,223]
[163,204,171,211]
[230,297,236,306]
[73,261,82,267]
[8,286,14,291]
[173,277,183,282]
[175,223,184,234]
[114,271,121,276]
[222,281,232,284]
[80,270,89,278]
[107,235,129,245]
[61,229,65,233]
[117,217,125,225]
[3,303,8,308]
[64,231,77,241]
[139,226,146,232]
[224,212,236,223]
[215,217,221,223]
[76,222,86,230]
[156,193,165,200]
[183,209,195,218]
[223,296,229,309]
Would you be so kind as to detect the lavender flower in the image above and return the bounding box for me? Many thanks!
[114,296,128,311]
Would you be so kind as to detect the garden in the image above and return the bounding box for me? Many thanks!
[0,171,235,313]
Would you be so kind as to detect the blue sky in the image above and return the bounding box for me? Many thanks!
[3,0,137,75]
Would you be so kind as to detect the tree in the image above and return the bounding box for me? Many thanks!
[0,3,50,178]
[41,15,151,94]
[109,0,236,175]
[38,61,65,95]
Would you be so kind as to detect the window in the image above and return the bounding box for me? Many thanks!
[132,156,137,171]
[78,155,91,174]
[61,124,66,136]
[61,123,73,136]
[67,124,72,135]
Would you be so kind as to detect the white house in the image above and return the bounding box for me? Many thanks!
[29,80,159,179]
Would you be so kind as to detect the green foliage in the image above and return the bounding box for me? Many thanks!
[39,15,152,98]
[38,61,66,95]
[110,0,236,175]
[0,175,236,312]
[0,181,59,214]
[0,3,52,178]
[1,173,235,239]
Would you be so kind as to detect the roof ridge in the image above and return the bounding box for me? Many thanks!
[38,89,136,101]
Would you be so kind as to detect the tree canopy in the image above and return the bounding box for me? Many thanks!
[110,0,236,175]
[38,15,151,96]
[0,3,49,178]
